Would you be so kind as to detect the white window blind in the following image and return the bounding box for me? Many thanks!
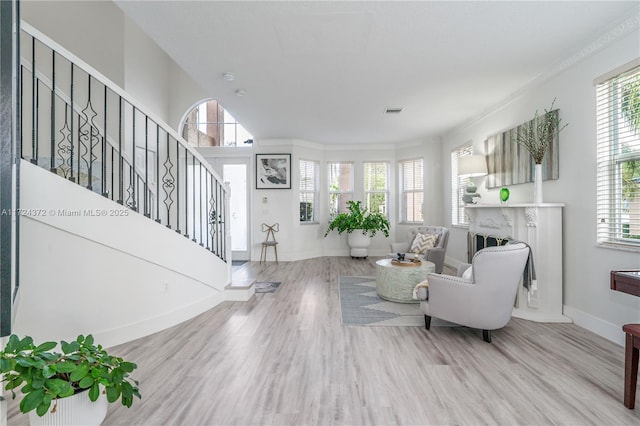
[328,162,354,218]
[399,158,424,223]
[596,62,640,249]
[451,145,473,226]
[364,162,389,217]
[299,159,319,222]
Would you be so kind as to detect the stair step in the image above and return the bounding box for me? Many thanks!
[225,279,255,290]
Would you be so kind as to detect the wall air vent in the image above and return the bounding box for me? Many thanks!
[385,108,403,114]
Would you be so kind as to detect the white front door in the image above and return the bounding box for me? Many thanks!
[223,162,250,260]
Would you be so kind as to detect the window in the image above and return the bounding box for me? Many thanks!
[299,159,319,223]
[399,158,424,223]
[364,162,389,217]
[451,145,473,226]
[182,100,253,147]
[328,162,353,218]
[596,61,640,249]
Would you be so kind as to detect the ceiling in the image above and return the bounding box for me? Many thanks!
[115,1,639,145]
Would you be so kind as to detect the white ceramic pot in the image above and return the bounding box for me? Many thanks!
[28,390,108,426]
[347,231,371,258]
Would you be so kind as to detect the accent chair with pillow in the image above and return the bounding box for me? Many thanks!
[389,226,449,273]
[418,242,530,343]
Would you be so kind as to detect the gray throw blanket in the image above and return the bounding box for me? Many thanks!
[508,241,536,291]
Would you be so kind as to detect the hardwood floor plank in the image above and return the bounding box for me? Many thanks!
[5,257,640,425]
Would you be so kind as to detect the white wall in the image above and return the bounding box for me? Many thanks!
[14,162,230,348]
[440,30,640,345]
[22,0,126,87]
[22,0,207,134]
[123,16,171,123]
[199,137,446,262]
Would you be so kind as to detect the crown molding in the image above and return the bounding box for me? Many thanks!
[257,138,400,151]
[448,10,640,136]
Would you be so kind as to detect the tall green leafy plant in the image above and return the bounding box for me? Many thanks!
[621,80,640,231]
[0,334,141,417]
[324,200,390,237]
[622,80,640,133]
[516,99,569,164]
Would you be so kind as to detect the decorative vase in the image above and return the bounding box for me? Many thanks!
[534,163,543,204]
[500,187,510,204]
[28,390,108,426]
[347,231,371,258]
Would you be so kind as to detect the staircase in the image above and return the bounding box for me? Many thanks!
[1,22,240,348]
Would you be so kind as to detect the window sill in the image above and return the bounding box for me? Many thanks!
[596,242,640,253]
[300,221,320,226]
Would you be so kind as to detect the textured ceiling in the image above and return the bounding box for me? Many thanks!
[115,1,639,145]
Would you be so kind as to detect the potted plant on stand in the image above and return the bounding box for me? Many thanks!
[515,98,568,203]
[324,200,390,258]
[0,334,141,425]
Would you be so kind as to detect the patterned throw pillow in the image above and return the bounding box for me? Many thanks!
[410,233,438,254]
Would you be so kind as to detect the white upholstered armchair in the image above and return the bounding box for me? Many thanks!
[419,243,530,343]
[389,226,449,273]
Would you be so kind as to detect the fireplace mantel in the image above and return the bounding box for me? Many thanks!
[465,203,571,323]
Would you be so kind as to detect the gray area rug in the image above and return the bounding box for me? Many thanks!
[255,281,281,293]
[338,276,457,327]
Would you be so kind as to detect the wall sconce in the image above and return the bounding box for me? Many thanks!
[458,155,488,204]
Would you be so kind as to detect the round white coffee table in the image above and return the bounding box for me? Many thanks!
[375,258,435,303]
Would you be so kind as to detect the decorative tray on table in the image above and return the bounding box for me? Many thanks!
[391,258,421,267]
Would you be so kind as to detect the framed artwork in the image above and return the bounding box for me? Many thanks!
[484,109,559,189]
[256,153,291,189]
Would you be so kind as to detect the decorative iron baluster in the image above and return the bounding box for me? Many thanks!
[209,182,218,254]
[102,85,107,197]
[69,63,75,183]
[30,36,36,164]
[20,65,23,159]
[110,145,115,200]
[191,154,196,243]
[221,181,226,260]
[162,133,174,228]
[56,104,72,179]
[175,140,180,234]
[205,173,211,250]
[125,165,135,209]
[155,124,160,223]
[126,106,136,211]
[117,97,123,204]
[78,76,100,191]
[198,162,203,246]
[184,146,188,238]
[144,116,149,217]
[49,50,56,173]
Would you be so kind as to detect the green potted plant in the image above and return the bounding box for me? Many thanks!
[0,334,140,425]
[324,200,390,258]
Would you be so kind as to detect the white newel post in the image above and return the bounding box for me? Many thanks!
[466,204,571,323]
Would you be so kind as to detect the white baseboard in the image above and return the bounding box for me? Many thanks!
[563,305,625,347]
[97,293,224,349]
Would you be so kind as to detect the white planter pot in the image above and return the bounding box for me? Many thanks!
[28,390,108,426]
[347,231,371,258]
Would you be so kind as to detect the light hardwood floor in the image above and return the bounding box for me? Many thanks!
[7,257,640,425]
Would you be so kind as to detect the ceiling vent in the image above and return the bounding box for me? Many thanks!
[385,108,403,114]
